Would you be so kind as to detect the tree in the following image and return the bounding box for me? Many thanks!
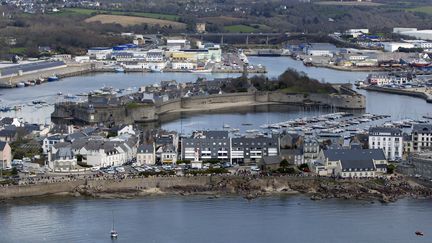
[387,164,396,174]
[298,163,310,172]
[280,159,289,168]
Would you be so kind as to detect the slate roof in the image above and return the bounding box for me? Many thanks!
[0,141,7,150]
[202,131,229,139]
[324,149,385,171]
[261,156,283,165]
[65,132,87,142]
[46,134,64,141]
[0,117,13,126]
[138,144,154,153]
[413,124,432,133]
[56,147,73,159]
[0,129,17,138]
[161,144,176,153]
[53,142,71,149]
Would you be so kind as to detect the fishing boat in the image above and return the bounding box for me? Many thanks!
[64,94,77,99]
[150,66,163,73]
[47,75,59,82]
[16,82,25,88]
[115,67,125,73]
[415,231,424,236]
[57,92,63,96]
[423,115,432,120]
[110,214,118,238]
[36,77,45,84]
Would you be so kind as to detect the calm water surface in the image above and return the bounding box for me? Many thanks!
[0,196,431,243]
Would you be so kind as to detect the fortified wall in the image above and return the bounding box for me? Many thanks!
[52,89,365,125]
[157,90,365,115]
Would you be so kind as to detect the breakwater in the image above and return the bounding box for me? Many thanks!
[0,63,97,88]
[364,86,432,103]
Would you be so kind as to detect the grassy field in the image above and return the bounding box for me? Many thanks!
[9,47,27,55]
[200,16,244,25]
[408,6,432,14]
[224,25,258,33]
[52,8,180,21]
[84,14,186,28]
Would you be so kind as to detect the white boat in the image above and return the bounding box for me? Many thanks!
[223,124,230,128]
[246,129,259,133]
[115,67,125,73]
[190,69,212,73]
[110,213,118,238]
[16,82,25,88]
[150,66,163,73]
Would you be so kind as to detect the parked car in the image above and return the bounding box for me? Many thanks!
[91,166,100,172]
[115,166,125,173]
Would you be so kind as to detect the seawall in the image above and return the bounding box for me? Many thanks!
[0,63,97,88]
[156,90,365,116]
[364,86,432,103]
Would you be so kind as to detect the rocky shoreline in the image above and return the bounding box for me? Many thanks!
[63,176,432,203]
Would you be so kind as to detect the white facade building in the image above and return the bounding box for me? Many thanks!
[171,62,197,70]
[383,42,415,52]
[369,127,403,161]
[87,47,113,60]
[136,144,156,165]
[412,124,432,152]
[43,134,64,154]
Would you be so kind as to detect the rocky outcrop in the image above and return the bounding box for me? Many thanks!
[3,176,432,202]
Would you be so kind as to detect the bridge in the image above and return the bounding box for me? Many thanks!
[184,32,288,45]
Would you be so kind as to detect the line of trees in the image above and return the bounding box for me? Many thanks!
[221,69,336,94]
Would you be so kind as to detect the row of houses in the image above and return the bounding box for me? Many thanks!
[86,39,222,71]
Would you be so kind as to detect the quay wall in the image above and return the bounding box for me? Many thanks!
[0,63,95,88]
[364,86,432,103]
[0,180,83,199]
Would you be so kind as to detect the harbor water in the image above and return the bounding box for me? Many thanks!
[0,195,431,243]
[0,57,430,127]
